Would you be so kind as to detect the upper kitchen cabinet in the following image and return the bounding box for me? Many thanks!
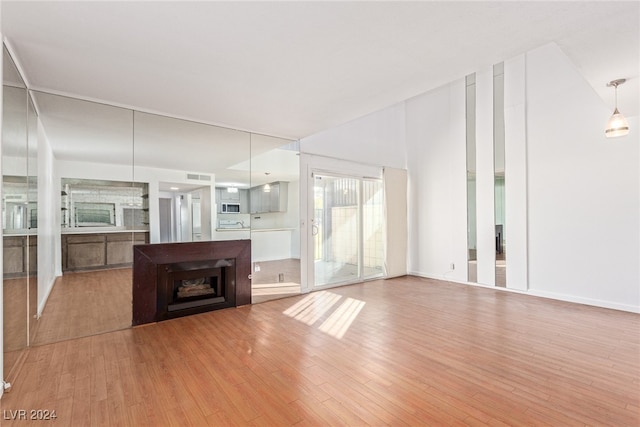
[218,187,240,202]
[249,181,288,214]
[216,187,249,214]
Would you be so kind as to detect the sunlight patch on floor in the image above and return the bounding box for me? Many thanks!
[283,291,342,325]
[318,297,366,339]
[283,290,365,339]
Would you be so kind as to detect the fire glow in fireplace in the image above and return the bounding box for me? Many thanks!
[132,240,251,325]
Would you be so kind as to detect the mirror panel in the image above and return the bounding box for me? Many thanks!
[7,79,301,346]
[2,46,29,378]
[249,135,300,303]
[132,111,251,244]
[28,91,135,346]
[493,63,506,287]
[27,92,38,344]
[466,73,477,283]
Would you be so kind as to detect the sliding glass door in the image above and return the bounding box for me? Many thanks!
[311,172,384,288]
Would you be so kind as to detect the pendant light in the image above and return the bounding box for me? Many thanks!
[605,79,629,138]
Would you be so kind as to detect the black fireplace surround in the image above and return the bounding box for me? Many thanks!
[132,240,251,325]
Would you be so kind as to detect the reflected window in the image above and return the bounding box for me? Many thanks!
[61,178,148,230]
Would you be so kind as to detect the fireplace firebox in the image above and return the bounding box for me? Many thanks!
[132,240,251,325]
[161,259,233,315]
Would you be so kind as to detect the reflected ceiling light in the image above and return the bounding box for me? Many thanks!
[227,187,238,193]
[263,183,271,193]
[605,79,629,138]
[170,187,179,191]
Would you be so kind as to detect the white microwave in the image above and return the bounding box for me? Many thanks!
[221,203,240,213]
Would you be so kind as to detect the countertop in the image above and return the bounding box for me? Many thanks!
[61,227,150,234]
[3,228,37,237]
[215,227,295,232]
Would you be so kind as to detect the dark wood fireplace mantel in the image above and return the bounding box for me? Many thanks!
[132,240,251,325]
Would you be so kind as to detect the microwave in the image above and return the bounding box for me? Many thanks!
[221,203,240,213]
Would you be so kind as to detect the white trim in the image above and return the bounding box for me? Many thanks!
[408,271,640,314]
[302,154,385,292]
[37,276,58,318]
[3,38,30,88]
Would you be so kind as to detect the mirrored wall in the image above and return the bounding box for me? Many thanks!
[2,70,301,351]
[493,63,506,287]
[466,73,477,283]
[2,46,38,379]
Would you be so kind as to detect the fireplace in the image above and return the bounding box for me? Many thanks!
[160,259,234,317]
[132,240,250,325]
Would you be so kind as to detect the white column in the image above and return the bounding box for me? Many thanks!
[504,55,529,291]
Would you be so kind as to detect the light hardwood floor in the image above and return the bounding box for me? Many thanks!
[30,269,133,346]
[3,277,28,378]
[1,275,638,426]
[27,260,302,348]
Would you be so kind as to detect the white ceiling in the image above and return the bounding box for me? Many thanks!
[2,1,639,141]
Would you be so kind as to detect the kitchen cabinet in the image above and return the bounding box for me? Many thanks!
[216,188,249,213]
[249,181,288,214]
[3,235,37,278]
[61,231,149,272]
[218,187,240,202]
[239,189,249,213]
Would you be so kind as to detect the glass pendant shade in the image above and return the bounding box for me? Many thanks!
[605,79,629,138]
[605,108,629,138]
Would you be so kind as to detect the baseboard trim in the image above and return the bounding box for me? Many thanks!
[37,275,60,318]
[407,271,639,314]
[526,289,640,314]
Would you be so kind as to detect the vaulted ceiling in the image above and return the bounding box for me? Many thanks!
[3,1,638,140]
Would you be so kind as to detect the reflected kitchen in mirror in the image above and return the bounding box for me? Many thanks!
[19,88,300,347]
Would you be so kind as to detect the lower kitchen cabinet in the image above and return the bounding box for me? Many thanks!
[62,231,149,272]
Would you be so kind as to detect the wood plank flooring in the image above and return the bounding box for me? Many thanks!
[3,277,28,378]
[2,275,639,426]
[31,268,132,346]
[27,259,302,349]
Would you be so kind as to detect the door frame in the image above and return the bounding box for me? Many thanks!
[300,154,385,293]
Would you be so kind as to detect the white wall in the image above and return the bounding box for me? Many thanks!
[36,120,57,315]
[300,41,640,313]
[504,55,528,291]
[300,102,407,170]
[405,80,468,282]
[525,43,639,311]
[404,42,638,312]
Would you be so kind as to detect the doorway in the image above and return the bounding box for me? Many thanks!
[311,172,385,289]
